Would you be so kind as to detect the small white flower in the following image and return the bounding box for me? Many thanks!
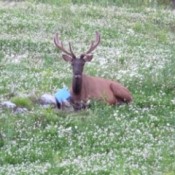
[171,99,175,105]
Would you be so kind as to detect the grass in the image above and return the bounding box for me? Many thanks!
[0,0,175,174]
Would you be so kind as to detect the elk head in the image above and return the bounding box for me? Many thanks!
[54,32,101,80]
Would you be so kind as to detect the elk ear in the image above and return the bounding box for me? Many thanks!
[62,54,73,62]
[83,54,93,62]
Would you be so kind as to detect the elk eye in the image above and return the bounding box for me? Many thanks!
[81,60,85,64]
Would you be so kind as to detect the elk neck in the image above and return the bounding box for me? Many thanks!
[72,75,83,95]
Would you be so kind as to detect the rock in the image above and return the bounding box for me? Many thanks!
[71,100,91,111]
[39,94,56,105]
[14,107,28,114]
[0,101,16,109]
[0,101,28,114]
[60,100,74,112]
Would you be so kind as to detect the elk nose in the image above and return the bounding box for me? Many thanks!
[74,75,82,78]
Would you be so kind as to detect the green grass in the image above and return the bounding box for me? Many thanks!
[0,0,175,175]
[11,96,33,109]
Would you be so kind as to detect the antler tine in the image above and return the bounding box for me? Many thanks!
[85,31,101,54]
[54,33,75,57]
[69,42,76,58]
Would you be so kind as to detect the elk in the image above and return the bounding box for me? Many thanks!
[54,32,132,110]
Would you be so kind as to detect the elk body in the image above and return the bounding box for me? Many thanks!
[54,32,132,110]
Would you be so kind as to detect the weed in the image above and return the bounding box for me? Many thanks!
[11,96,33,109]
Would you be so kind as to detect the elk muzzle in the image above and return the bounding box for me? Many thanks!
[72,58,85,78]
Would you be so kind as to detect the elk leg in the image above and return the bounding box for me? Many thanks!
[110,83,132,104]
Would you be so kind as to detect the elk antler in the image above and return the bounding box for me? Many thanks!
[84,31,101,55]
[54,33,76,58]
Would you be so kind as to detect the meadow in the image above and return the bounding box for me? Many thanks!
[0,0,175,174]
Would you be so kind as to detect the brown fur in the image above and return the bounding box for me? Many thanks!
[71,74,132,105]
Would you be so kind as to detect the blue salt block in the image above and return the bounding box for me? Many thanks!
[55,87,71,105]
